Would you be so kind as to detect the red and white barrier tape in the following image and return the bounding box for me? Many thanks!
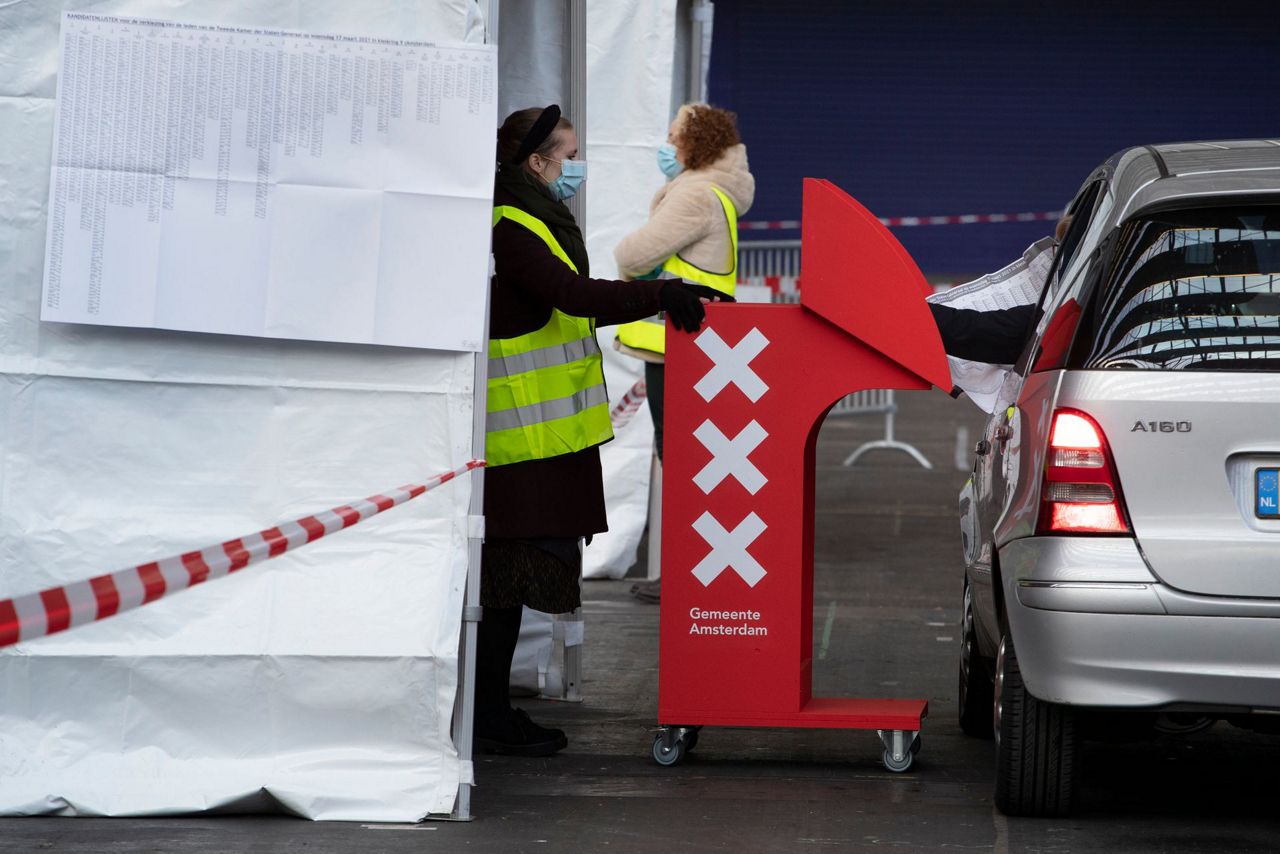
[0,460,486,649]
[738,210,1061,231]
[738,275,800,295]
[610,379,648,429]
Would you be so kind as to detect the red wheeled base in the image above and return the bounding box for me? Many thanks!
[652,700,927,772]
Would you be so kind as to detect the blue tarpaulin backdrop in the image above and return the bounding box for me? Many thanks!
[709,1,1280,273]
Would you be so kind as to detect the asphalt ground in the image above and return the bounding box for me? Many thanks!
[3,390,1279,852]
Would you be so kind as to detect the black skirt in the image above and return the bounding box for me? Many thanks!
[480,538,582,614]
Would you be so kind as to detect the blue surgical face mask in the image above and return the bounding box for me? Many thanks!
[547,158,587,201]
[657,142,683,178]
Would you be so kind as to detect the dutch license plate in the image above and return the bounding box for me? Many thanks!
[1256,468,1280,518]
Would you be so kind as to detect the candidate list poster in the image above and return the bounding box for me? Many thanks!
[42,12,496,351]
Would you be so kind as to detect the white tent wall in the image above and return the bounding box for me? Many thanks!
[0,0,487,821]
[495,1,566,116]
[581,0,679,580]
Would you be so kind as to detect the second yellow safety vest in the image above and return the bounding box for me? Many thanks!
[486,205,613,467]
[614,186,739,357]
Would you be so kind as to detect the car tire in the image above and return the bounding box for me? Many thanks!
[958,583,994,738]
[993,635,1078,817]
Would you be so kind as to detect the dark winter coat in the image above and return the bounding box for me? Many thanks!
[484,168,664,540]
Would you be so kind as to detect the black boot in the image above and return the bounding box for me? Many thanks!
[478,707,568,757]
[474,606,567,757]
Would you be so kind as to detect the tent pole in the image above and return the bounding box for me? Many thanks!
[484,0,500,46]
[551,0,588,707]
[563,0,587,226]
[451,351,487,823]
[688,0,712,103]
[451,1,499,823]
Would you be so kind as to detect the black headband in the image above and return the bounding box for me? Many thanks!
[511,104,562,165]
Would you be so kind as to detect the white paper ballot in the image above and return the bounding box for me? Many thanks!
[928,237,1056,413]
[41,12,496,351]
[929,237,1056,313]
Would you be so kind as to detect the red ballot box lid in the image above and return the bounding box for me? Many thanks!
[799,178,952,391]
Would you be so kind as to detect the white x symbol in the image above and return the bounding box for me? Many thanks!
[694,327,770,403]
[693,419,768,495]
[691,511,767,588]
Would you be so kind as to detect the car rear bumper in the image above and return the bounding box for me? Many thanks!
[1000,537,1280,709]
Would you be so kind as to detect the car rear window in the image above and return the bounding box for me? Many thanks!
[1077,205,1280,371]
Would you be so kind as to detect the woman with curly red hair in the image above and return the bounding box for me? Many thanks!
[613,104,754,602]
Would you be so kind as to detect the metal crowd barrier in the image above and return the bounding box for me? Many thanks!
[738,239,931,470]
[738,238,801,283]
[830,389,932,470]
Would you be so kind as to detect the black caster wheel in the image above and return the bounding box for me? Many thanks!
[652,733,686,767]
[883,748,913,773]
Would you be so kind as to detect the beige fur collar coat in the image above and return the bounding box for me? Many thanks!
[613,143,755,281]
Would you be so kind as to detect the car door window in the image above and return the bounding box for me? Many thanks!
[980,181,1108,507]
[1011,181,1106,378]
[974,181,1109,504]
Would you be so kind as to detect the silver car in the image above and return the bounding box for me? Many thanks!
[957,139,1280,817]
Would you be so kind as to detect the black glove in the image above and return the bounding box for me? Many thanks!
[659,281,736,333]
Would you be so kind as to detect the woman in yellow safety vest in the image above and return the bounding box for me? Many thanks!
[613,104,755,604]
[479,105,730,756]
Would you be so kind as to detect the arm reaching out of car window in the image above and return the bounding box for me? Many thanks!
[928,302,1038,365]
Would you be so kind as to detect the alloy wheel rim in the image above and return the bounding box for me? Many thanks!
[993,637,1007,748]
[959,586,974,706]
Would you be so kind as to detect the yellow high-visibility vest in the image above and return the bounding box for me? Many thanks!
[614,186,739,356]
[486,205,613,467]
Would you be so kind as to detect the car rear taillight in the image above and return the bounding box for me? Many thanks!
[1037,409,1130,535]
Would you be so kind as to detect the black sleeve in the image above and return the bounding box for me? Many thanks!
[928,303,1038,364]
[493,219,663,321]
[593,310,649,328]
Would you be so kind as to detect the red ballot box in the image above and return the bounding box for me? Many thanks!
[654,179,952,771]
